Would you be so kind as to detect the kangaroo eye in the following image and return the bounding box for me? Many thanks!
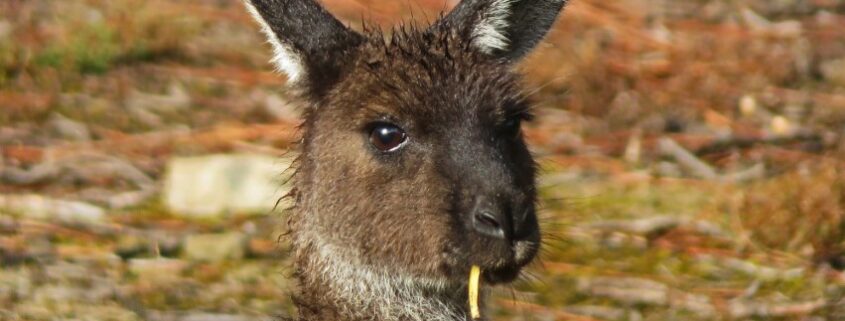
[369,123,407,152]
[503,117,522,137]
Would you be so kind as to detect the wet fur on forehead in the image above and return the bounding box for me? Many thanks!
[307,24,531,120]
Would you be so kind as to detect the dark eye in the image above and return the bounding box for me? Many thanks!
[369,123,407,152]
[502,117,522,137]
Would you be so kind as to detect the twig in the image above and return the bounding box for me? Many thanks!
[498,299,604,321]
[658,137,718,179]
[695,132,824,156]
[729,299,827,319]
[585,215,727,238]
[0,161,61,185]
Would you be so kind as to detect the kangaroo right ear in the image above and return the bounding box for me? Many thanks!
[433,0,568,61]
[244,0,363,95]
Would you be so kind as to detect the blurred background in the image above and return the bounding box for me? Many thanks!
[2,0,845,320]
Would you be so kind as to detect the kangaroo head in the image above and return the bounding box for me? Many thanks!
[245,0,567,319]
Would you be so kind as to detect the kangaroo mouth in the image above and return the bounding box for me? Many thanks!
[482,265,523,284]
[480,236,541,283]
[465,241,538,285]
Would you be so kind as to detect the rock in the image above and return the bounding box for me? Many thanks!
[31,284,114,304]
[770,115,795,136]
[128,258,188,280]
[117,233,183,259]
[564,305,631,321]
[720,257,804,281]
[44,262,93,283]
[576,277,669,306]
[0,20,11,40]
[0,194,106,225]
[0,268,33,302]
[1,235,54,264]
[47,112,91,141]
[728,299,826,319]
[116,235,152,259]
[739,95,757,116]
[15,302,142,321]
[820,58,845,87]
[126,82,191,113]
[671,292,717,318]
[151,312,259,321]
[741,8,802,38]
[181,313,253,321]
[183,233,246,262]
[163,154,292,218]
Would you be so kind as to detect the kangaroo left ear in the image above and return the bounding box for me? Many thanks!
[244,0,364,97]
[433,0,568,61]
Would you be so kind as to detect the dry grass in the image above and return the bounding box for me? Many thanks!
[740,158,845,267]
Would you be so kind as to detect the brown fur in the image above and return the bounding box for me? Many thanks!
[243,1,569,320]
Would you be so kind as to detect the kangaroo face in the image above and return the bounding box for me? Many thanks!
[246,0,567,287]
[302,35,540,284]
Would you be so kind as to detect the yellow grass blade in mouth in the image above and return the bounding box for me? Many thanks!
[469,265,481,319]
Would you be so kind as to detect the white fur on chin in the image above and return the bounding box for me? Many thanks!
[301,233,468,321]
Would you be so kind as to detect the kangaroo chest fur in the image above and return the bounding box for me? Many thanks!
[291,231,470,321]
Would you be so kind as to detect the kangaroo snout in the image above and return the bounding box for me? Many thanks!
[470,196,538,245]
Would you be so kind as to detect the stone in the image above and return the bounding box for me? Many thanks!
[564,305,628,321]
[126,82,191,113]
[115,235,152,259]
[181,313,253,321]
[15,302,142,321]
[163,154,292,218]
[48,112,91,141]
[183,233,245,262]
[820,58,845,87]
[128,258,188,280]
[0,268,33,302]
[739,95,757,116]
[0,194,105,225]
[31,284,114,304]
[0,20,11,41]
[576,277,669,306]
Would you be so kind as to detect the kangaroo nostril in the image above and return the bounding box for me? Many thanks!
[476,212,500,229]
[473,211,506,239]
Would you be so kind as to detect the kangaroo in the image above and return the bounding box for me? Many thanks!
[243,1,568,320]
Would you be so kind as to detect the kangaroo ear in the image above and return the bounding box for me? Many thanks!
[244,0,363,95]
[434,0,568,61]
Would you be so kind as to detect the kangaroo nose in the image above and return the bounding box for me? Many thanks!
[472,210,508,239]
[471,198,538,242]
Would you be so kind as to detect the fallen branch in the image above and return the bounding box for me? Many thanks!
[694,132,825,156]
[0,161,61,185]
[658,137,718,179]
[498,299,604,321]
[585,215,727,239]
[729,299,827,319]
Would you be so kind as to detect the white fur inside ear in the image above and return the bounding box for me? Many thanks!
[472,0,514,53]
[244,1,305,83]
